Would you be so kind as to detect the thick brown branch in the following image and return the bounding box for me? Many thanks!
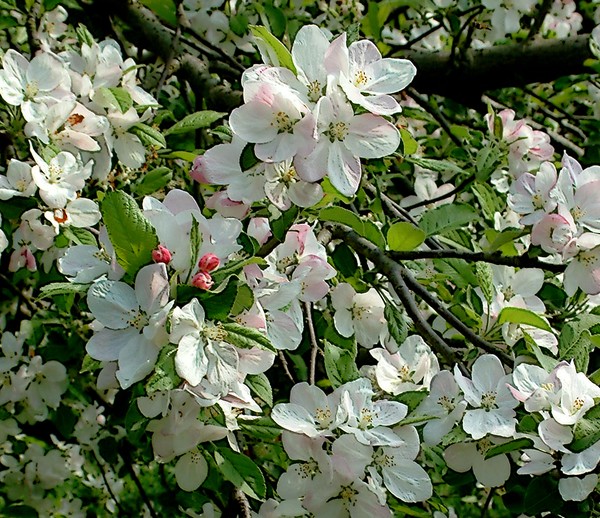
[401,35,592,103]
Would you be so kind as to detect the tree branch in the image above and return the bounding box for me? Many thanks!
[328,223,463,368]
[403,35,592,103]
[389,249,566,273]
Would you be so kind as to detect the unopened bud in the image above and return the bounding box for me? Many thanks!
[198,253,220,273]
[152,244,172,264]
[191,271,214,290]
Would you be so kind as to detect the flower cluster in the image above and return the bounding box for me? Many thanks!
[193,24,416,203]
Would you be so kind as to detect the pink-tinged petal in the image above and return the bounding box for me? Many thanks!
[364,58,416,94]
[346,115,400,159]
[60,129,100,151]
[328,141,361,197]
[255,133,297,163]
[324,33,349,75]
[349,40,382,69]
[237,347,275,375]
[135,263,170,314]
[288,181,323,208]
[294,140,328,183]
[229,101,278,143]
[332,434,373,479]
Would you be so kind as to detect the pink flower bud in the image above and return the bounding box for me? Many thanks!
[198,253,220,273]
[191,271,214,290]
[152,244,172,264]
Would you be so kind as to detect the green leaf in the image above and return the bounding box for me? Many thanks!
[240,416,281,440]
[95,87,133,113]
[570,404,600,452]
[100,191,159,277]
[324,341,359,389]
[485,228,527,253]
[523,476,563,516]
[133,166,172,195]
[61,226,97,246]
[558,315,600,372]
[387,221,425,251]
[231,284,254,317]
[474,262,494,304]
[475,145,501,182]
[0,15,18,29]
[271,205,298,241]
[239,142,260,172]
[158,150,199,161]
[214,448,266,500]
[406,157,465,175]
[263,4,286,38]
[497,307,552,332]
[246,373,273,407]
[249,25,296,73]
[145,345,181,394]
[419,203,478,237]
[75,23,94,46]
[221,322,275,352]
[164,111,226,136]
[320,206,385,248]
[130,123,166,149]
[399,127,418,156]
[80,354,102,374]
[384,304,408,345]
[38,282,90,298]
[485,438,534,459]
[139,0,177,26]
[331,243,358,278]
[4,505,38,518]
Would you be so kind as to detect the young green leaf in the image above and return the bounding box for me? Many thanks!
[100,190,159,277]
[164,111,226,136]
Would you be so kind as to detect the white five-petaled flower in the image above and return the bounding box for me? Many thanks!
[454,354,518,440]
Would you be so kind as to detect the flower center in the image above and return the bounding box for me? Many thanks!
[274,111,294,133]
[307,80,322,102]
[25,81,39,99]
[438,395,455,413]
[354,70,369,87]
[481,391,497,410]
[327,121,349,142]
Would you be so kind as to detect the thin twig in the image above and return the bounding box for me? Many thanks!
[526,0,553,42]
[278,351,295,383]
[119,447,159,518]
[305,302,319,385]
[92,451,125,515]
[363,183,443,251]
[389,249,566,273]
[408,88,463,148]
[481,487,495,518]
[402,174,475,211]
[401,269,513,364]
[392,23,445,51]
[155,4,184,97]
[233,488,251,518]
